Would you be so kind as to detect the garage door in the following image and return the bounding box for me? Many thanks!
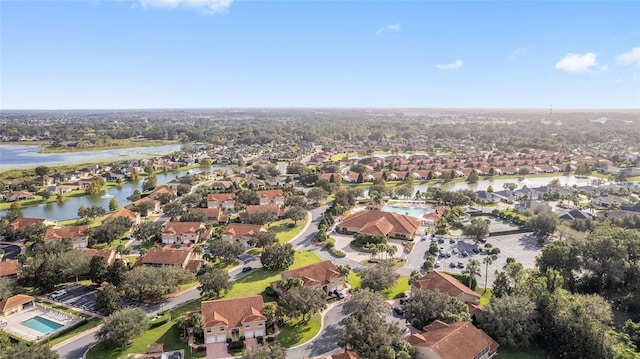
[205,336,216,344]
[245,331,254,338]
[216,335,226,342]
[254,330,264,337]
[205,335,227,343]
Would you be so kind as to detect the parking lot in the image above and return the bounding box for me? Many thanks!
[48,283,144,314]
[431,232,539,288]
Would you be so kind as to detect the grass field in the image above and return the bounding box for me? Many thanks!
[48,317,103,346]
[268,216,308,243]
[275,312,322,347]
[479,287,493,306]
[383,276,411,300]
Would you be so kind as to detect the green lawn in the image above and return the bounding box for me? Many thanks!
[268,217,308,243]
[329,152,358,161]
[479,287,493,306]
[383,276,410,300]
[48,317,103,346]
[276,312,322,347]
[499,346,550,359]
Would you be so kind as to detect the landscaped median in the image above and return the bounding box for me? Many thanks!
[86,250,324,359]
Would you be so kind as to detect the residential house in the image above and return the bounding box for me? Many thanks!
[276,260,345,295]
[221,223,265,245]
[622,202,640,213]
[207,193,236,210]
[161,222,206,245]
[45,225,89,248]
[0,259,19,279]
[103,208,141,226]
[238,204,285,223]
[136,247,203,273]
[3,191,34,202]
[8,217,57,231]
[515,200,552,213]
[202,208,229,225]
[407,320,499,359]
[131,197,161,215]
[558,209,592,221]
[257,189,285,206]
[210,180,234,191]
[0,294,35,317]
[411,271,482,319]
[201,295,268,343]
[245,179,266,189]
[337,210,421,240]
[82,248,116,266]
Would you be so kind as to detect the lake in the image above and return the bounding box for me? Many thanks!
[0,168,225,220]
[0,144,183,171]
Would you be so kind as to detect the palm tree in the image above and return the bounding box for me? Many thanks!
[370,244,379,260]
[387,245,398,260]
[482,257,493,294]
[464,259,481,289]
[192,245,204,258]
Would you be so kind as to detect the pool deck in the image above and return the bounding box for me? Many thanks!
[1,304,76,341]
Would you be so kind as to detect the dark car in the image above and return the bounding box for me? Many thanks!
[472,248,480,254]
[438,238,445,244]
[449,238,456,244]
[457,262,465,269]
[241,266,253,273]
[257,336,264,345]
[462,251,469,257]
[399,298,412,305]
[449,262,457,268]
[393,307,404,315]
[334,290,345,299]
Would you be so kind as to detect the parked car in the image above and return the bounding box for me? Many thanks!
[452,248,459,254]
[241,266,253,273]
[422,236,428,241]
[435,261,441,268]
[446,252,452,258]
[393,307,404,315]
[257,336,264,345]
[462,251,469,257]
[449,238,456,244]
[438,238,445,244]
[472,248,480,254]
[449,262,457,268]
[458,262,465,269]
[334,290,345,299]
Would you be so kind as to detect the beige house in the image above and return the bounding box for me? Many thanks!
[277,260,345,295]
[407,320,499,359]
[257,189,285,206]
[161,222,206,245]
[0,295,35,317]
[9,217,57,231]
[103,208,141,226]
[238,204,285,223]
[207,193,236,210]
[82,248,117,266]
[45,225,89,248]
[220,223,264,245]
[136,247,203,273]
[201,295,268,344]
[411,271,483,319]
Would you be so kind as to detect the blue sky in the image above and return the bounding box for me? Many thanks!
[1,1,639,109]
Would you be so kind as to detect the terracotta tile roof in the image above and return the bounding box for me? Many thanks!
[0,259,19,277]
[239,205,285,220]
[138,248,191,267]
[0,294,34,313]
[103,208,140,223]
[202,208,228,222]
[9,217,47,231]
[338,210,420,237]
[162,222,204,235]
[207,193,236,202]
[222,223,263,238]
[282,260,342,287]
[185,259,204,273]
[407,320,499,359]
[45,225,89,241]
[412,271,480,300]
[331,351,361,359]
[82,248,116,266]
[256,189,283,199]
[201,295,266,328]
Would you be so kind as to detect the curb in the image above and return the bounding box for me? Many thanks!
[287,211,313,244]
[287,299,344,350]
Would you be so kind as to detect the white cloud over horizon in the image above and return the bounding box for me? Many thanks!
[436,59,464,70]
[138,0,233,14]
[555,52,598,73]
[376,23,400,34]
[617,47,640,65]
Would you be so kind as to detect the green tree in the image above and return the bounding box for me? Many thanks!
[463,259,481,289]
[261,243,295,271]
[109,197,119,211]
[198,268,233,298]
[247,210,276,226]
[403,289,470,328]
[359,262,399,292]
[242,343,287,359]
[209,239,244,265]
[120,266,194,302]
[106,259,129,286]
[536,240,582,291]
[462,218,490,242]
[482,257,493,292]
[527,209,558,238]
[132,221,162,243]
[0,277,13,300]
[285,206,307,225]
[466,170,479,183]
[279,286,327,322]
[95,283,122,316]
[3,341,59,359]
[89,256,109,285]
[142,173,157,192]
[250,230,277,247]
[284,195,307,208]
[480,294,540,348]
[96,308,149,347]
[127,189,141,202]
[307,187,327,203]
[34,165,50,177]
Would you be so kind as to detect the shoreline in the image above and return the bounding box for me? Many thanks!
[1,139,179,154]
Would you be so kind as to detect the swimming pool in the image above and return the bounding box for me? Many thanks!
[21,316,63,334]
[381,205,429,219]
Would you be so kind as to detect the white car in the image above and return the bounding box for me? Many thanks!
[435,261,441,268]
[452,248,459,254]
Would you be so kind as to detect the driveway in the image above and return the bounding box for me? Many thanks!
[205,343,230,359]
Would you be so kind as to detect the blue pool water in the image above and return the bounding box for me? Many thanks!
[21,316,63,334]
[381,205,429,218]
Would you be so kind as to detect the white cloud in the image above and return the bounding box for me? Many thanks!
[436,59,464,70]
[508,47,527,60]
[376,23,400,34]
[555,52,598,73]
[138,0,233,14]
[617,47,640,65]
